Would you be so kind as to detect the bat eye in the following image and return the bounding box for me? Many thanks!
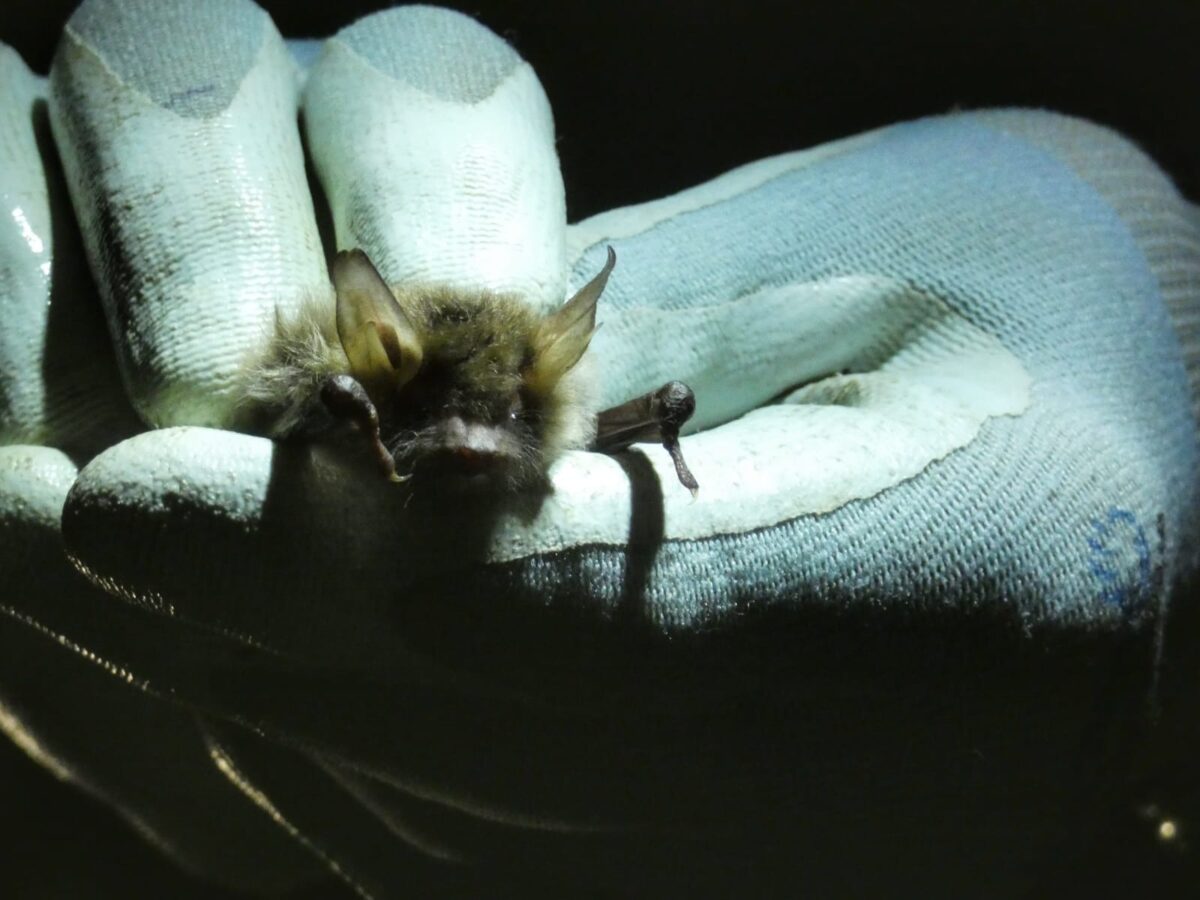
[508,396,523,422]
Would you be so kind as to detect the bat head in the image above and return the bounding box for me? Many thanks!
[331,247,616,490]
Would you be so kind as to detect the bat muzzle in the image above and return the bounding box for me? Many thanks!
[420,416,525,480]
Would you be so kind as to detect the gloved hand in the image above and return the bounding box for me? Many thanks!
[3,1,1199,897]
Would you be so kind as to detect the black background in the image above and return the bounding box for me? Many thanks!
[7,0,1200,213]
[2,0,1199,897]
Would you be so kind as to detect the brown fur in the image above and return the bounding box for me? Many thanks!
[238,285,596,489]
[238,297,345,439]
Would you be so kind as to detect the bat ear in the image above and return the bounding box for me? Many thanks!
[332,250,423,395]
[529,246,616,393]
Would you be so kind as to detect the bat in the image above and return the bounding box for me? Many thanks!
[240,247,698,494]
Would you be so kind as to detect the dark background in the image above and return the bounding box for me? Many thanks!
[6,0,1200,213]
[2,0,1198,897]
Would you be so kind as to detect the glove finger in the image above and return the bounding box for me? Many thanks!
[302,5,567,310]
[0,44,139,461]
[48,0,329,429]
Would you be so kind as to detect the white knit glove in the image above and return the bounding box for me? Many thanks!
[3,1,1198,896]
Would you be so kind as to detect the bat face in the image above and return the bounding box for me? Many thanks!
[376,290,554,488]
[328,248,615,491]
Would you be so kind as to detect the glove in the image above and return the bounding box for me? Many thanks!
[3,1,1198,896]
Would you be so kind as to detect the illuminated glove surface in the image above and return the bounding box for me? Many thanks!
[2,1,1198,896]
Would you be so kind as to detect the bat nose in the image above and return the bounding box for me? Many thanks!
[439,416,505,470]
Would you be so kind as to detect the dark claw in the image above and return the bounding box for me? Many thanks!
[664,435,699,497]
[320,374,404,482]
